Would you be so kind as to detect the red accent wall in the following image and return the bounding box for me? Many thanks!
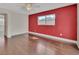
[29,4,77,41]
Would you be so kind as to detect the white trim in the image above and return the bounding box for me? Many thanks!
[11,32,28,37]
[7,35,12,38]
[28,32,77,44]
[77,4,79,48]
[11,32,27,36]
[7,32,28,38]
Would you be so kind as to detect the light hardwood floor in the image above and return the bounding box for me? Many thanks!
[0,34,79,55]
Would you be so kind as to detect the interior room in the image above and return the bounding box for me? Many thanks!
[0,3,79,55]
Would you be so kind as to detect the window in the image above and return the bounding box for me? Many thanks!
[38,14,55,25]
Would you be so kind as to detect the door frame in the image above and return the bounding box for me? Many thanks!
[0,14,8,38]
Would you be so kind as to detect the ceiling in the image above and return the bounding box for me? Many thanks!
[0,3,74,14]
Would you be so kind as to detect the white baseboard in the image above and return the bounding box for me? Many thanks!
[28,32,77,44]
[77,41,79,48]
[7,35,12,38]
[7,32,28,38]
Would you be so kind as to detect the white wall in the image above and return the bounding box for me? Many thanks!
[0,8,28,38]
[77,4,79,48]
[10,12,28,36]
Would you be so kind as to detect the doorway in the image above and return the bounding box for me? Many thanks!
[0,14,7,47]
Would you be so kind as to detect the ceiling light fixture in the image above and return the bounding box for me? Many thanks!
[24,3,32,11]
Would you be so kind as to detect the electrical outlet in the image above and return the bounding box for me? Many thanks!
[60,33,63,36]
